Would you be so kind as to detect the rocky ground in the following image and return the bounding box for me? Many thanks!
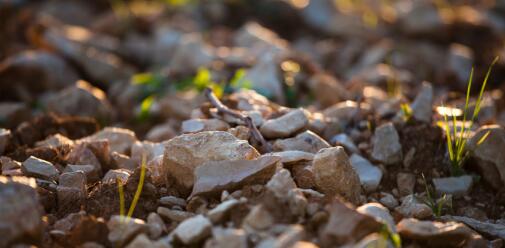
[2,0,505,247]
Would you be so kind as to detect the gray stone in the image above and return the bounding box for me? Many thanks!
[468,125,505,189]
[164,131,260,194]
[273,130,330,153]
[441,215,505,240]
[168,34,214,73]
[207,199,241,224]
[395,195,433,219]
[410,82,433,123]
[313,146,361,204]
[46,80,113,121]
[357,203,396,233]
[157,207,195,222]
[191,155,279,197]
[102,169,131,184]
[243,53,284,102]
[331,133,359,154]
[371,123,402,165]
[208,228,247,248]
[397,172,416,196]
[379,192,399,210]
[0,176,44,247]
[266,168,297,200]
[64,164,100,183]
[82,127,137,154]
[107,215,148,248]
[350,154,383,193]
[173,215,212,245]
[243,204,273,231]
[397,218,486,247]
[257,225,304,248]
[159,196,187,208]
[35,134,74,148]
[433,176,473,197]
[147,213,166,239]
[21,156,59,181]
[182,119,230,133]
[260,109,308,139]
[268,151,314,164]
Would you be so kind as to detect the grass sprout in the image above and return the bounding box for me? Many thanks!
[400,103,413,122]
[118,153,147,222]
[421,173,451,217]
[442,57,498,175]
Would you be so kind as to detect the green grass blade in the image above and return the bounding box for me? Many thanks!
[127,153,147,218]
[477,130,491,146]
[472,56,499,122]
[442,106,454,162]
[117,178,125,221]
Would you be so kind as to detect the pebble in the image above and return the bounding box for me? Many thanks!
[313,146,361,205]
[207,199,241,224]
[173,215,212,245]
[208,228,247,248]
[46,80,113,121]
[330,133,359,154]
[357,203,396,233]
[371,123,402,165]
[0,176,44,247]
[397,172,416,196]
[320,199,382,246]
[81,127,137,154]
[410,81,433,123]
[181,118,230,133]
[395,194,433,219]
[268,151,314,164]
[350,154,383,192]
[397,218,486,247]
[468,125,505,189]
[146,213,166,239]
[159,196,187,208]
[157,207,195,222]
[107,216,148,248]
[102,169,131,184]
[190,155,280,197]
[260,108,308,139]
[21,156,60,182]
[64,164,100,183]
[266,168,297,200]
[379,192,399,209]
[432,175,473,197]
[243,204,274,231]
[164,131,260,194]
[273,130,330,153]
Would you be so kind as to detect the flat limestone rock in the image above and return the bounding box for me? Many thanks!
[0,176,44,247]
[190,155,280,197]
[260,109,308,139]
[164,131,260,195]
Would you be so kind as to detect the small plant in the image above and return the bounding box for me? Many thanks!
[441,57,498,176]
[117,153,147,222]
[132,72,166,122]
[379,224,401,248]
[400,103,413,122]
[421,174,451,217]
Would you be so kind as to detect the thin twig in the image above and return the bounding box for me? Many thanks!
[204,87,272,153]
